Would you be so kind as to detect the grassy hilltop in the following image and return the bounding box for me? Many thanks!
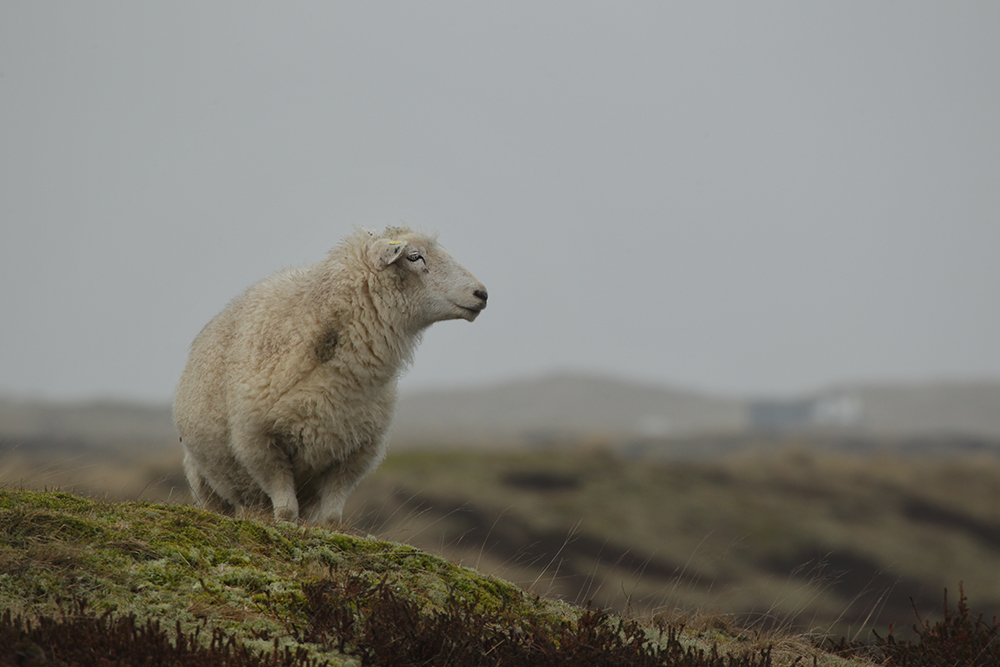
[2,486,1000,664]
[5,438,1000,640]
[0,488,867,666]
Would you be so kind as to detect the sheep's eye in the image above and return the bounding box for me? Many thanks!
[407,252,423,263]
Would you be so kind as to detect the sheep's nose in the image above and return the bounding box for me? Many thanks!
[474,289,488,303]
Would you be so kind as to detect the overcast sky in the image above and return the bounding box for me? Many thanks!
[2,3,998,403]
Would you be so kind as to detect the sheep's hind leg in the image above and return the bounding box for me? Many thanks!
[183,453,237,515]
[301,483,350,528]
[303,443,386,528]
[230,428,300,523]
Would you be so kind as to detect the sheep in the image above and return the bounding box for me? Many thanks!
[173,226,487,526]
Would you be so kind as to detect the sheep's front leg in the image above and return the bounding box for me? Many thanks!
[303,441,387,527]
[231,427,300,522]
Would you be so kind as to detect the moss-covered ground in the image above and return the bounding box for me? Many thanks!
[0,489,870,666]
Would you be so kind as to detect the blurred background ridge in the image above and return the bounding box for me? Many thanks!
[3,372,1000,452]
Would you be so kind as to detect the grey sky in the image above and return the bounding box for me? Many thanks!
[1,3,998,403]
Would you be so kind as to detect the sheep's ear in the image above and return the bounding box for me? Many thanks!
[371,239,408,268]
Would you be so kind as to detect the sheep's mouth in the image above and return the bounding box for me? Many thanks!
[455,302,486,320]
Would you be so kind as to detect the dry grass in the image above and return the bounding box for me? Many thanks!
[346,446,1000,640]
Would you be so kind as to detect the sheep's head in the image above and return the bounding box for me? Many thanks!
[368,230,488,329]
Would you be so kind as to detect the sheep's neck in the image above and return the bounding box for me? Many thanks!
[308,266,420,386]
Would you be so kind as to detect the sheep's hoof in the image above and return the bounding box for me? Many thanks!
[274,506,298,523]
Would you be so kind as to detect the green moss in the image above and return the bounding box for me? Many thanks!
[0,489,92,512]
[0,508,106,545]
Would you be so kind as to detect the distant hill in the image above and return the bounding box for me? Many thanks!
[849,381,1000,437]
[2,374,1000,453]
[0,396,177,451]
[392,374,1000,447]
[391,373,745,446]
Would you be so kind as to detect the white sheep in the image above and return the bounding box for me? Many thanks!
[173,226,487,526]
